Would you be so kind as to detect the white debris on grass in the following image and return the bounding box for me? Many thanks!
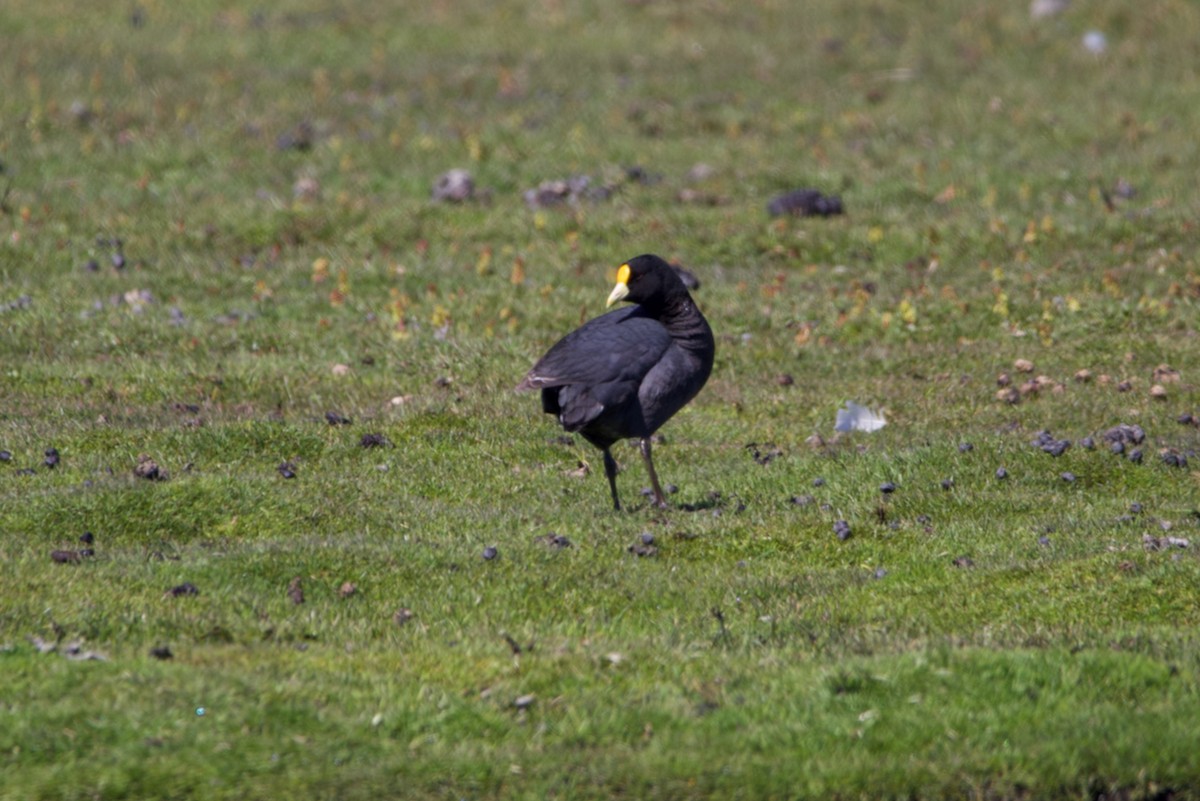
[835,402,887,433]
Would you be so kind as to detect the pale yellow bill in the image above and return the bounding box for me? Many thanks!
[606,263,631,307]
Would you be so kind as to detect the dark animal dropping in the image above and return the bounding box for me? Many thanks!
[767,189,844,218]
[536,533,572,548]
[1103,424,1145,446]
[628,540,658,557]
[517,255,714,510]
[1162,452,1189,468]
[833,520,852,541]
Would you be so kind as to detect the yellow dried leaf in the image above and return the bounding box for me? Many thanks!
[476,247,493,276]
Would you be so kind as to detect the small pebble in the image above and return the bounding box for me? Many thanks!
[1082,30,1108,55]
[80,531,95,544]
[482,546,498,561]
[1060,472,1076,483]
[995,467,1008,480]
[1127,449,1143,464]
[44,448,61,469]
[958,442,974,453]
[1080,437,1095,450]
[1038,535,1051,547]
[812,477,826,487]
[833,520,852,541]
[879,482,897,494]
[1110,442,1125,455]
[941,479,954,491]
[431,169,476,203]
[0,450,10,462]
[1129,503,1143,515]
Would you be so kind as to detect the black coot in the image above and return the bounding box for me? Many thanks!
[518,254,715,510]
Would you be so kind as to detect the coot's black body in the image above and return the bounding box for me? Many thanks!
[518,254,715,510]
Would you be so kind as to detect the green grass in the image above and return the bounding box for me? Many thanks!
[3,0,1200,798]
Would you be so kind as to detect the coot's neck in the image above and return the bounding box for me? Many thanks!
[655,296,714,356]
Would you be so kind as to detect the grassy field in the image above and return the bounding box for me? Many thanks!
[3,0,1200,798]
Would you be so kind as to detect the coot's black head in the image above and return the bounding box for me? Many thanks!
[606,254,689,310]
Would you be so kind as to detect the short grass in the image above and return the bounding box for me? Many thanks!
[3,1,1200,798]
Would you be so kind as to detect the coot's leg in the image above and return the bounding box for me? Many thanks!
[602,448,621,511]
[639,438,668,508]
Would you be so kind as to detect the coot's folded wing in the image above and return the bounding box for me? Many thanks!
[518,306,671,390]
